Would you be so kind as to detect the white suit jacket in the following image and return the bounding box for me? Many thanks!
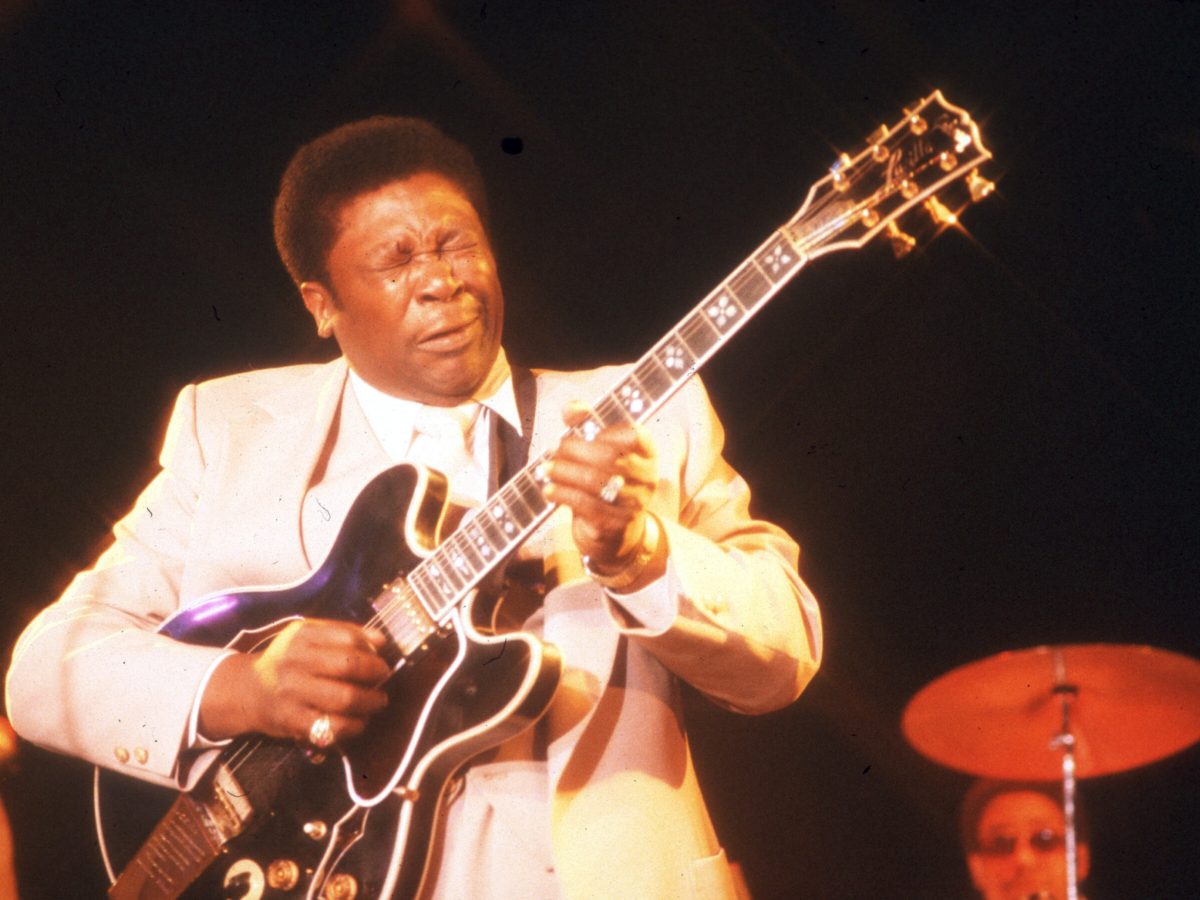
[6,357,821,899]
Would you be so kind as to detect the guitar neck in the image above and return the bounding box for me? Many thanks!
[382,88,993,632]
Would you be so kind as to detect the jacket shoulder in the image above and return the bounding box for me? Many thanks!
[193,361,334,406]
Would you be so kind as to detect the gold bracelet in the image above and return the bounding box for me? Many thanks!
[583,514,661,591]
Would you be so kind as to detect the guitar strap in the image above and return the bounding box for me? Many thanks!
[475,363,539,606]
[491,362,538,492]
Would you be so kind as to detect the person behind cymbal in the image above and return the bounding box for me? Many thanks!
[960,779,1091,900]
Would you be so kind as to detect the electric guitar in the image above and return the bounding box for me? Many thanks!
[95,89,994,900]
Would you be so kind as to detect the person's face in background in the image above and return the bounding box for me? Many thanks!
[967,791,1090,900]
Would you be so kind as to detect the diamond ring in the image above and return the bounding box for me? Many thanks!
[308,714,335,749]
[599,474,625,504]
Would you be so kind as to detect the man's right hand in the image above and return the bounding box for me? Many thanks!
[198,619,390,744]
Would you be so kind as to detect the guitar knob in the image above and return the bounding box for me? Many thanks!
[323,873,359,900]
[267,859,301,891]
[967,168,996,202]
[885,221,916,258]
[223,859,265,900]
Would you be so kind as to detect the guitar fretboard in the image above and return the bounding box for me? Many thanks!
[370,88,992,641]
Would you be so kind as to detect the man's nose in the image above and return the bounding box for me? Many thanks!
[416,256,464,302]
[1013,842,1039,869]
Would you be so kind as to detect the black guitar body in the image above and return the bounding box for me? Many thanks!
[95,463,562,900]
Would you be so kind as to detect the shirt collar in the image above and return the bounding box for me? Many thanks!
[347,347,522,443]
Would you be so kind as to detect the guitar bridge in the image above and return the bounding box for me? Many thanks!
[206,763,254,841]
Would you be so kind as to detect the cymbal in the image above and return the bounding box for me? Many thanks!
[902,644,1200,780]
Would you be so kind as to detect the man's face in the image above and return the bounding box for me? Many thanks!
[302,172,503,405]
[967,791,1090,900]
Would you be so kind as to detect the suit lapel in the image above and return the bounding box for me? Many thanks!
[247,357,351,577]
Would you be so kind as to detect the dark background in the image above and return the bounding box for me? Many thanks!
[2,2,1198,897]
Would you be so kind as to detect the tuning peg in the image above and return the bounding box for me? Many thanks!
[885,220,916,258]
[831,152,853,192]
[924,196,957,226]
[967,168,995,202]
[869,125,890,162]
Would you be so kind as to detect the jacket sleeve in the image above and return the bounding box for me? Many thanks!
[600,377,822,714]
[4,385,230,787]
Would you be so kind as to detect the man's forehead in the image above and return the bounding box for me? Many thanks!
[979,791,1062,829]
[334,173,483,230]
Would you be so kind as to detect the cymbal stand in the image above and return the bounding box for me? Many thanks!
[1050,649,1081,900]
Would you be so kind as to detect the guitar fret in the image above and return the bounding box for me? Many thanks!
[426,547,467,596]
[653,331,698,377]
[572,410,608,442]
[512,471,549,519]
[613,371,653,420]
[750,232,802,285]
[594,392,635,428]
[478,502,515,551]
[701,284,746,334]
[444,532,480,580]
[677,311,723,358]
[407,566,447,616]
[729,258,773,308]
[632,355,675,402]
[485,494,523,546]
[461,515,501,566]
[498,481,536,527]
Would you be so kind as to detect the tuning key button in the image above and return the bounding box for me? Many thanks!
[924,196,957,226]
[967,169,996,202]
[266,859,301,891]
[885,221,916,258]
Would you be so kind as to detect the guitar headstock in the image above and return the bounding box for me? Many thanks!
[788,90,993,259]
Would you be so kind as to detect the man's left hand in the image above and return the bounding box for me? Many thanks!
[543,401,663,583]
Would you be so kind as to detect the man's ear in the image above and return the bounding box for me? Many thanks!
[300,281,337,338]
[965,852,987,892]
[1077,842,1091,880]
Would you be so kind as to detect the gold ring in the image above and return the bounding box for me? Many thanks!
[308,714,335,749]
[599,474,625,504]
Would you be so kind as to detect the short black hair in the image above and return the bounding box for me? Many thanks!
[959,779,1089,852]
[273,116,488,286]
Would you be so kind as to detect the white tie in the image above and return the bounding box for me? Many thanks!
[409,403,487,508]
